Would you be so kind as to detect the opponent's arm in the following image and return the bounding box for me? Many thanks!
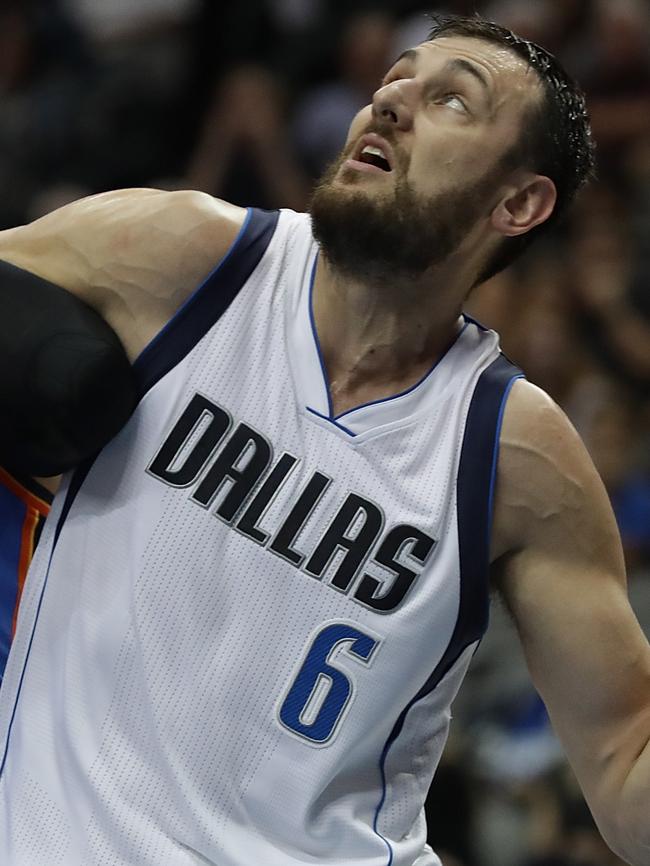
[0,262,142,475]
[0,188,247,359]
[0,188,247,473]
[491,380,650,865]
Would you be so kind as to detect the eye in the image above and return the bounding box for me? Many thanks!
[439,94,467,112]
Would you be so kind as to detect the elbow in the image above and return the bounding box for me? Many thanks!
[600,801,650,866]
[593,720,650,865]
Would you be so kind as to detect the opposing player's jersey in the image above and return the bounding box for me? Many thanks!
[0,209,522,866]
[0,468,51,686]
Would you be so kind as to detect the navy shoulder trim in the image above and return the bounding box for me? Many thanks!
[133,207,279,397]
[454,352,522,655]
[383,353,522,751]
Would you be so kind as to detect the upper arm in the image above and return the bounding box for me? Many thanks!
[0,189,247,359]
[491,380,650,848]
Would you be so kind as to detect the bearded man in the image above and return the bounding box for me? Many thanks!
[0,14,648,866]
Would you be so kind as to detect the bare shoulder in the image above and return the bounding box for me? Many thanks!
[0,188,248,358]
[490,378,623,584]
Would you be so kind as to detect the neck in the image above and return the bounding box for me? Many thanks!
[312,253,470,415]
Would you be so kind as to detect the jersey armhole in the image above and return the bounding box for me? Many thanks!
[455,353,524,648]
[370,354,524,761]
[133,207,280,398]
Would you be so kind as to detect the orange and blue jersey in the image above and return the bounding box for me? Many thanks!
[0,467,52,684]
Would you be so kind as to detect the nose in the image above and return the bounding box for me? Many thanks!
[371,78,416,131]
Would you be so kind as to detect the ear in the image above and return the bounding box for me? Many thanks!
[491,175,557,238]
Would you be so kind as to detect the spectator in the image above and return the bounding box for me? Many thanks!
[581,0,650,178]
[0,0,92,227]
[293,11,395,178]
[185,65,309,211]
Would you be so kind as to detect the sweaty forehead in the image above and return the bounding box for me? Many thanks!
[410,35,541,107]
[417,35,531,76]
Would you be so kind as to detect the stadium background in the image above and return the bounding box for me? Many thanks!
[2,0,648,863]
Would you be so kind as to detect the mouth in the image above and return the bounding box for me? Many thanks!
[345,133,394,174]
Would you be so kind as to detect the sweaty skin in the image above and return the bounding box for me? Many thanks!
[0,189,245,362]
[0,34,649,865]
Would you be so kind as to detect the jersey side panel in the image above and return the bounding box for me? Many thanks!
[375,356,522,857]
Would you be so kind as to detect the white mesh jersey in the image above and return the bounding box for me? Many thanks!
[0,208,521,866]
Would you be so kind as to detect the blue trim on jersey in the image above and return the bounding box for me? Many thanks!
[374,741,394,864]
[456,354,522,649]
[371,353,523,859]
[306,407,356,437]
[133,206,279,397]
[0,524,55,773]
[487,373,523,546]
[461,312,489,332]
[307,253,334,418]
[0,456,94,775]
[307,265,470,427]
[0,207,281,777]
[334,320,469,422]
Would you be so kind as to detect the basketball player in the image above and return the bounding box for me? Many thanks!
[0,15,648,866]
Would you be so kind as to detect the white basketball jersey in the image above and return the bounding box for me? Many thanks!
[0,208,521,865]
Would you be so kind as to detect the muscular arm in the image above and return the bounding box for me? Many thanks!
[491,380,650,864]
[0,188,247,359]
[0,188,247,473]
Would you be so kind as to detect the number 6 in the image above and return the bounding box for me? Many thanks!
[279,622,379,744]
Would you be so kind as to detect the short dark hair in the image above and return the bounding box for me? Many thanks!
[427,14,596,284]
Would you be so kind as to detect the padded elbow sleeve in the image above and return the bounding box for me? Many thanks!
[0,260,138,476]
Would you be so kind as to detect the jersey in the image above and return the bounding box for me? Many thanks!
[0,468,51,686]
[0,208,522,866]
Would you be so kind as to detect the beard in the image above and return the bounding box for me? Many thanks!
[309,148,503,286]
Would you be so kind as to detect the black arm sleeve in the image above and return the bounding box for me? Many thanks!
[0,260,138,476]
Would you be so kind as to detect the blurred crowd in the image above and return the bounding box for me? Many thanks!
[0,0,648,864]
